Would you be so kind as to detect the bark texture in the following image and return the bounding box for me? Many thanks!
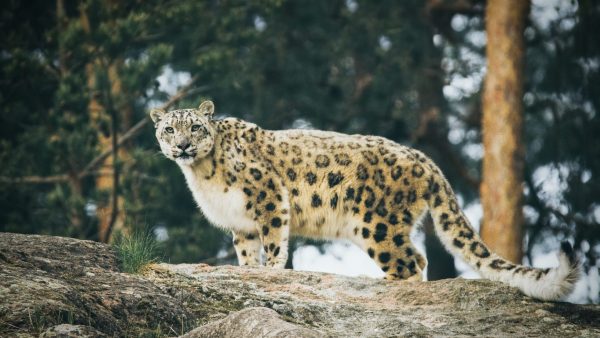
[1,233,599,337]
[480,0,530,263]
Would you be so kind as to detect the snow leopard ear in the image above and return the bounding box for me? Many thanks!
[150,108,166,126]
[198,100,215,118]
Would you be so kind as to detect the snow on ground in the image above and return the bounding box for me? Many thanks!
[293,241,385,278]
[293,201,483,279]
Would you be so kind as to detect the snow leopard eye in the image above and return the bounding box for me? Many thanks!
[191,125,201,132]
[165,127,174,134]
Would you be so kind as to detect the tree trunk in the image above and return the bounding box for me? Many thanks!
[56,0,85,232]
[80,6,128,243]
[416,8,458,280]
[424,215,457,280]
[480,0,530,263]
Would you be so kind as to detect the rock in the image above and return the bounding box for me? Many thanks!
[40,324,106,337]
[180,307,322,338]
[0,233,193,337]
[1,232,599,337]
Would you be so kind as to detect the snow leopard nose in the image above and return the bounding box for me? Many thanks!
[177,142,191,150]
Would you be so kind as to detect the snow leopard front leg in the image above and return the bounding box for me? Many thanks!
[231,231,262,266]
[255,191,290,269]
[242,185,289,268]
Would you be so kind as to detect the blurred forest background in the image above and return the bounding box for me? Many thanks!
[0,0,598,303]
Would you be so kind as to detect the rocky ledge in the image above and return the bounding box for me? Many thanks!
[0,232,598,337]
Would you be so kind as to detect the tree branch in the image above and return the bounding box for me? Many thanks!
[0,76,200,185]
[425,0,483,15]
[0,174,70,184]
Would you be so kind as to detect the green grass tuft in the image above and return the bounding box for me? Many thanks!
[113,229,160,273]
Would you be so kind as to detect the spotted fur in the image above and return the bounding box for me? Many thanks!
[151,101,580,301]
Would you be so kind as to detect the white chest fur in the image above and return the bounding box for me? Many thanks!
[180,166,256,233]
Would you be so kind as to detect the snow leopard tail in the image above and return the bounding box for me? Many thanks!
[426,176,580,301]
